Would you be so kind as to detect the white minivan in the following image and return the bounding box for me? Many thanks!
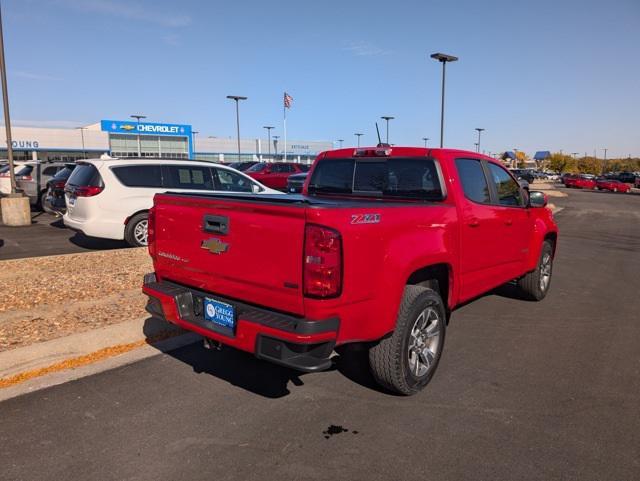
[63,158,279,247]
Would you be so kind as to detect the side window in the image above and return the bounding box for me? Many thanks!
[455,158,491,204]
[213,168,254,192]
[43,166,58,176]
[163,165,214,190]
[112,165,163,188]
[487,163,524,207]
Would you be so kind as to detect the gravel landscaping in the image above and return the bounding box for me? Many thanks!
[0,248,152,352]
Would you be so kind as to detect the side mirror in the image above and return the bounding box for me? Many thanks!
[251,184,261,193]
[528,191,548,208]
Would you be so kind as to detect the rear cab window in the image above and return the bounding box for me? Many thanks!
[308,157,444,201]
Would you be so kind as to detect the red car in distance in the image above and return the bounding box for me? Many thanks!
[596,178,631,193]
[245,162,309,190]
[565,175,596,189]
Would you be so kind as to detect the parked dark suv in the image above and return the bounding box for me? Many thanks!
[42,164,77,215]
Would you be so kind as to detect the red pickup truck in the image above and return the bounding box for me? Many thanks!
[143,147,558,395]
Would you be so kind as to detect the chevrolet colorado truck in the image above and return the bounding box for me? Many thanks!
[143,147,558,395]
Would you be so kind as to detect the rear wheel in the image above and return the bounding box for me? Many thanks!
[517,241,553,301]
[124,212,149,247]
[368,286,446,395]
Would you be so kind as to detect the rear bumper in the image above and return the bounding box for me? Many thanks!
[142,275,338,372]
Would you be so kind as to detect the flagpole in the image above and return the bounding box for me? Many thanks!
[283,101,287,163]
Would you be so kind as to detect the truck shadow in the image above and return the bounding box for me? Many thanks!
[143,317,307,399]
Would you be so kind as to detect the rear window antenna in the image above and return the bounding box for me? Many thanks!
[376,122,390,148]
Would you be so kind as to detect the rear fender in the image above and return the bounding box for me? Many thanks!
[525,215,557,271]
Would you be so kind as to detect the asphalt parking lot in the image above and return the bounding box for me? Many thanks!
[1,189,639,481]
[0,211,128,260]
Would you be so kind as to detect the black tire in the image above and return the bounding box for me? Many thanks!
[37,190,48,211]
[368,286,446,396]
[517,241,553,301]
[124,212,149,247]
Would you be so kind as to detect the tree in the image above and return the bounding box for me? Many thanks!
[547,152,574,174]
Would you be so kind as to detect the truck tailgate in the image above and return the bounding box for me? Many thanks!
[152,193,306,316]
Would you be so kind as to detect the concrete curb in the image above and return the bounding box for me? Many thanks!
[0,317,201,401]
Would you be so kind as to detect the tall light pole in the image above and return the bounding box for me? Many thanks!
[273,135,279,158]
[380,116,394,144]
[130,114,146,157]
[263,126,274,161]
[191,130,199,159]
[337,139,344,148]
[226,95,247,162]
[475,128,485,153]
[76,127,87,158]
[422,137,429,148]
[355,133,363,147]
[602,148,608,174]
[430,52,458,148]
[0,3,17,195]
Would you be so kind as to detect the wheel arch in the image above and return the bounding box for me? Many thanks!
[124,209,149,225]
[405,263,453,316]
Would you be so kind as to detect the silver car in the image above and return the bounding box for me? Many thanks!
[15,162,70,207]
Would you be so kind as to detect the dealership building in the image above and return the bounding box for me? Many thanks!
[0,119,334,164]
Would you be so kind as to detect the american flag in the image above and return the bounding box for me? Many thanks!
[284,92,293,109]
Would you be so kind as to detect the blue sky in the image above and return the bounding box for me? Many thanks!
[3,0,639,157]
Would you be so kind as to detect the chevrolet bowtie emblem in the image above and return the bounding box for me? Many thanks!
[120,124,136,131]
[201,237,229,255]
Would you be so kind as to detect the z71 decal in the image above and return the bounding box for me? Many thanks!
[351,213,381,225]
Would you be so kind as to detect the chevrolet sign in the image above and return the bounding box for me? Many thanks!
[100,119,191,137]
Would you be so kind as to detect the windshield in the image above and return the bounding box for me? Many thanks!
[246,163,266,172]
[308,157,444,201]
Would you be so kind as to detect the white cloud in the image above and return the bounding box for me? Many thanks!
[343,41,392,57]
[59,0,191,28]
[12,70,62,81]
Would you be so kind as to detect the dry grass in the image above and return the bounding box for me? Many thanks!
[0,248,152,352]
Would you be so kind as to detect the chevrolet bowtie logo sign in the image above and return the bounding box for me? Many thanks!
[201,238,229,255]
[120,124,136,131]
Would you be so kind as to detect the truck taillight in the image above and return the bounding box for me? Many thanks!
[304,224,342,298]
[147,207,156,258]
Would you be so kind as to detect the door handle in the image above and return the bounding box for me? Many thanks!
[504,219,513,226]
[468,219,480,228]
[203,215,229,234]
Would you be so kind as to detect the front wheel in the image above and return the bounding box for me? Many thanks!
[124,212,149,247]
[517,241,554,301]
[368,286,446,395]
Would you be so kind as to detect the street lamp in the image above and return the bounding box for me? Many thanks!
[226,95,247,162]
[76,127,87,158]
[475,128,485,153]
[0,3,17,196]
[430,52,458,148]
[602,148,608,174]
[191,131,199,159]
[380,116,394,144]
[338,139,344,148]
[273,135,280,158]
[355,133,363,147]
[130,114,146,157]
[263,126,274,161]
[422,137,429,148]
